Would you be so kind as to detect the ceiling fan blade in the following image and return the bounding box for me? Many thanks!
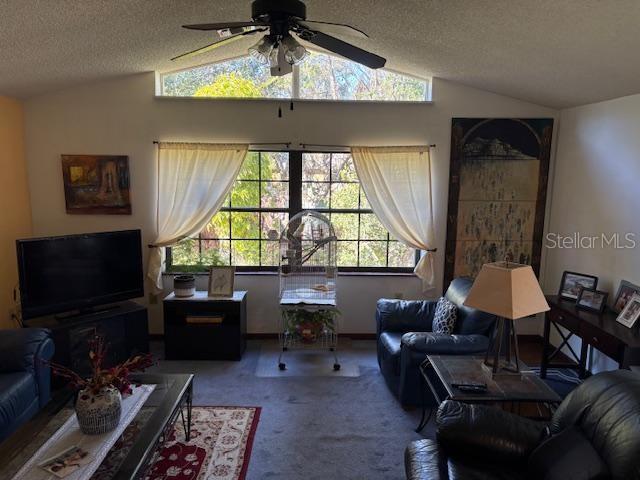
[183,21,264,31]
[296,20,368,39]
[171,29,263,61]
[299,30,386,69]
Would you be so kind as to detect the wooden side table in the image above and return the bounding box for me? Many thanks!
[416,355,561,432]
[163,291,247,360]
[541,296,640,378]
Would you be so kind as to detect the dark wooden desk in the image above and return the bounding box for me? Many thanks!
[541,295,640,378]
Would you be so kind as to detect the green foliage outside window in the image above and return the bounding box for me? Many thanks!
[162,50,427,102]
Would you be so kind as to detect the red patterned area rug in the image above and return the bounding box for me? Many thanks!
[91,406,261,480]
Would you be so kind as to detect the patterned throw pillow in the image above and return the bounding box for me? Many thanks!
[432,297,457,334]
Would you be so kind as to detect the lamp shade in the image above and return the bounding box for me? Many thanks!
[463,262,550,320]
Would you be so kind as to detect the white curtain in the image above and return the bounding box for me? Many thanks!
[147,142,248,293]
[351,146,436,290]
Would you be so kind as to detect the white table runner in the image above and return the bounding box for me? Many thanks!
[12,384,155,480]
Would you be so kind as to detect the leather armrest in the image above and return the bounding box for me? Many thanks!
[376,299,436,334]
[402,332,489,355]
[0,328,53,373]
[436,400,547,464]
[405,439,448,480]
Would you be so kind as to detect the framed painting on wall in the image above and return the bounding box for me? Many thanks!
[443,118,554,287]
[61,155,131,214]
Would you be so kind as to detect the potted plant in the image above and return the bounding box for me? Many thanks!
[49,336,154,435]
[283,309,338,343]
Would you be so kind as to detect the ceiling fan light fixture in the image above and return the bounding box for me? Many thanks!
[281,35,308,65]
[249,35,276,65]
[268,46,280,68]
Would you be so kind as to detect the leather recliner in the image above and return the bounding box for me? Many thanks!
[405,369,640,480]
[0,328,55,443]
[376,277,496,405]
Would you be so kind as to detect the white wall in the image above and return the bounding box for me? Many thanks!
[544,93,640,372]
[24,72,557,334]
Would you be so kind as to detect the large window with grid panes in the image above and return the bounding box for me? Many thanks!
[167,151,418,272]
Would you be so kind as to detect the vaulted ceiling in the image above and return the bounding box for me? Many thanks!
[2,0,640,108]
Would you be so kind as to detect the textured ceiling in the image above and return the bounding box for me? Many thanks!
[2,0,640,107]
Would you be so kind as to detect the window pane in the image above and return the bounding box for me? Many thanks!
[360,188,371,209]
[261,181,289,208]
[261,152,289,180]
[230,180,259,208]
[170,239,200,266]
[232,240,260,266]
[162,51,427,102]
[389,242,415,268]
[331,154,358,182]
[337,241,358,267]
[360,214,387,240]
[302,182,330,209]
[261,212,288,239]
[302,153,330,181]
[231,212,260,238]
[220,193,231,208]
[359,241,387,267]
[200,239,229,266]
[331,183,359,209]
[162,55,292,98]
[261,240,280,266]
[237,152,259,180]
[331,213,359,240]
[298,51,427,101]
[202,211,230,239]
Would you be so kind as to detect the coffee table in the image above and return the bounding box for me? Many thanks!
[0,373,193,480]
[416,355,561,432]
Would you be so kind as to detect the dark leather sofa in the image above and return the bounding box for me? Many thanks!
[376,277,496,405]
[405,369,640,480]
[0,328,54,442]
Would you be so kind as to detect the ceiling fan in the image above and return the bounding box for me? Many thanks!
[172,0,386,76]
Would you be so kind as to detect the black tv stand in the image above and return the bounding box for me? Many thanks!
[23,300,149,380]
[54,304,122,321]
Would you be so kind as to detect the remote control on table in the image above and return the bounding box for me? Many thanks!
[451,382,487,393]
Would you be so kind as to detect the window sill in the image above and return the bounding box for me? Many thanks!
[163,270,415,277]
[154,95,433,106]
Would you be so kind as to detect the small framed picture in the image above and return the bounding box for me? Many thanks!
[612,280,640,313]
[208,266,235,297]
[558,271,598,300]
[576,288,608,313]
[616,293,640,329]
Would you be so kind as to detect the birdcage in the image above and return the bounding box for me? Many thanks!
[277,210,340,371]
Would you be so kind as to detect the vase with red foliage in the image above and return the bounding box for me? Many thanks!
[49,336,154,435]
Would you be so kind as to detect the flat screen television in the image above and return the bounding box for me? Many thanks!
[17,229,144,319]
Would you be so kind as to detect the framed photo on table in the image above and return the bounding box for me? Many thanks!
[558,271,598,300]
[208,266,235,298]
[612,280,640,313]
[616,293,640,328]
[576,288,608,313]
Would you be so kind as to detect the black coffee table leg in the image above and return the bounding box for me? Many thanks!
[179,380,194,441]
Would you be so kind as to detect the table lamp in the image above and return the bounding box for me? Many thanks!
[464,261,550,376]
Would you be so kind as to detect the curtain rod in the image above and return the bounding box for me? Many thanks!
[299,143,436,149]
[152,141,436,148]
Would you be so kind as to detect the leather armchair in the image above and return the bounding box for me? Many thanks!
[405,369,640,479]
[0,328,55,442]
[376,277,496,405]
